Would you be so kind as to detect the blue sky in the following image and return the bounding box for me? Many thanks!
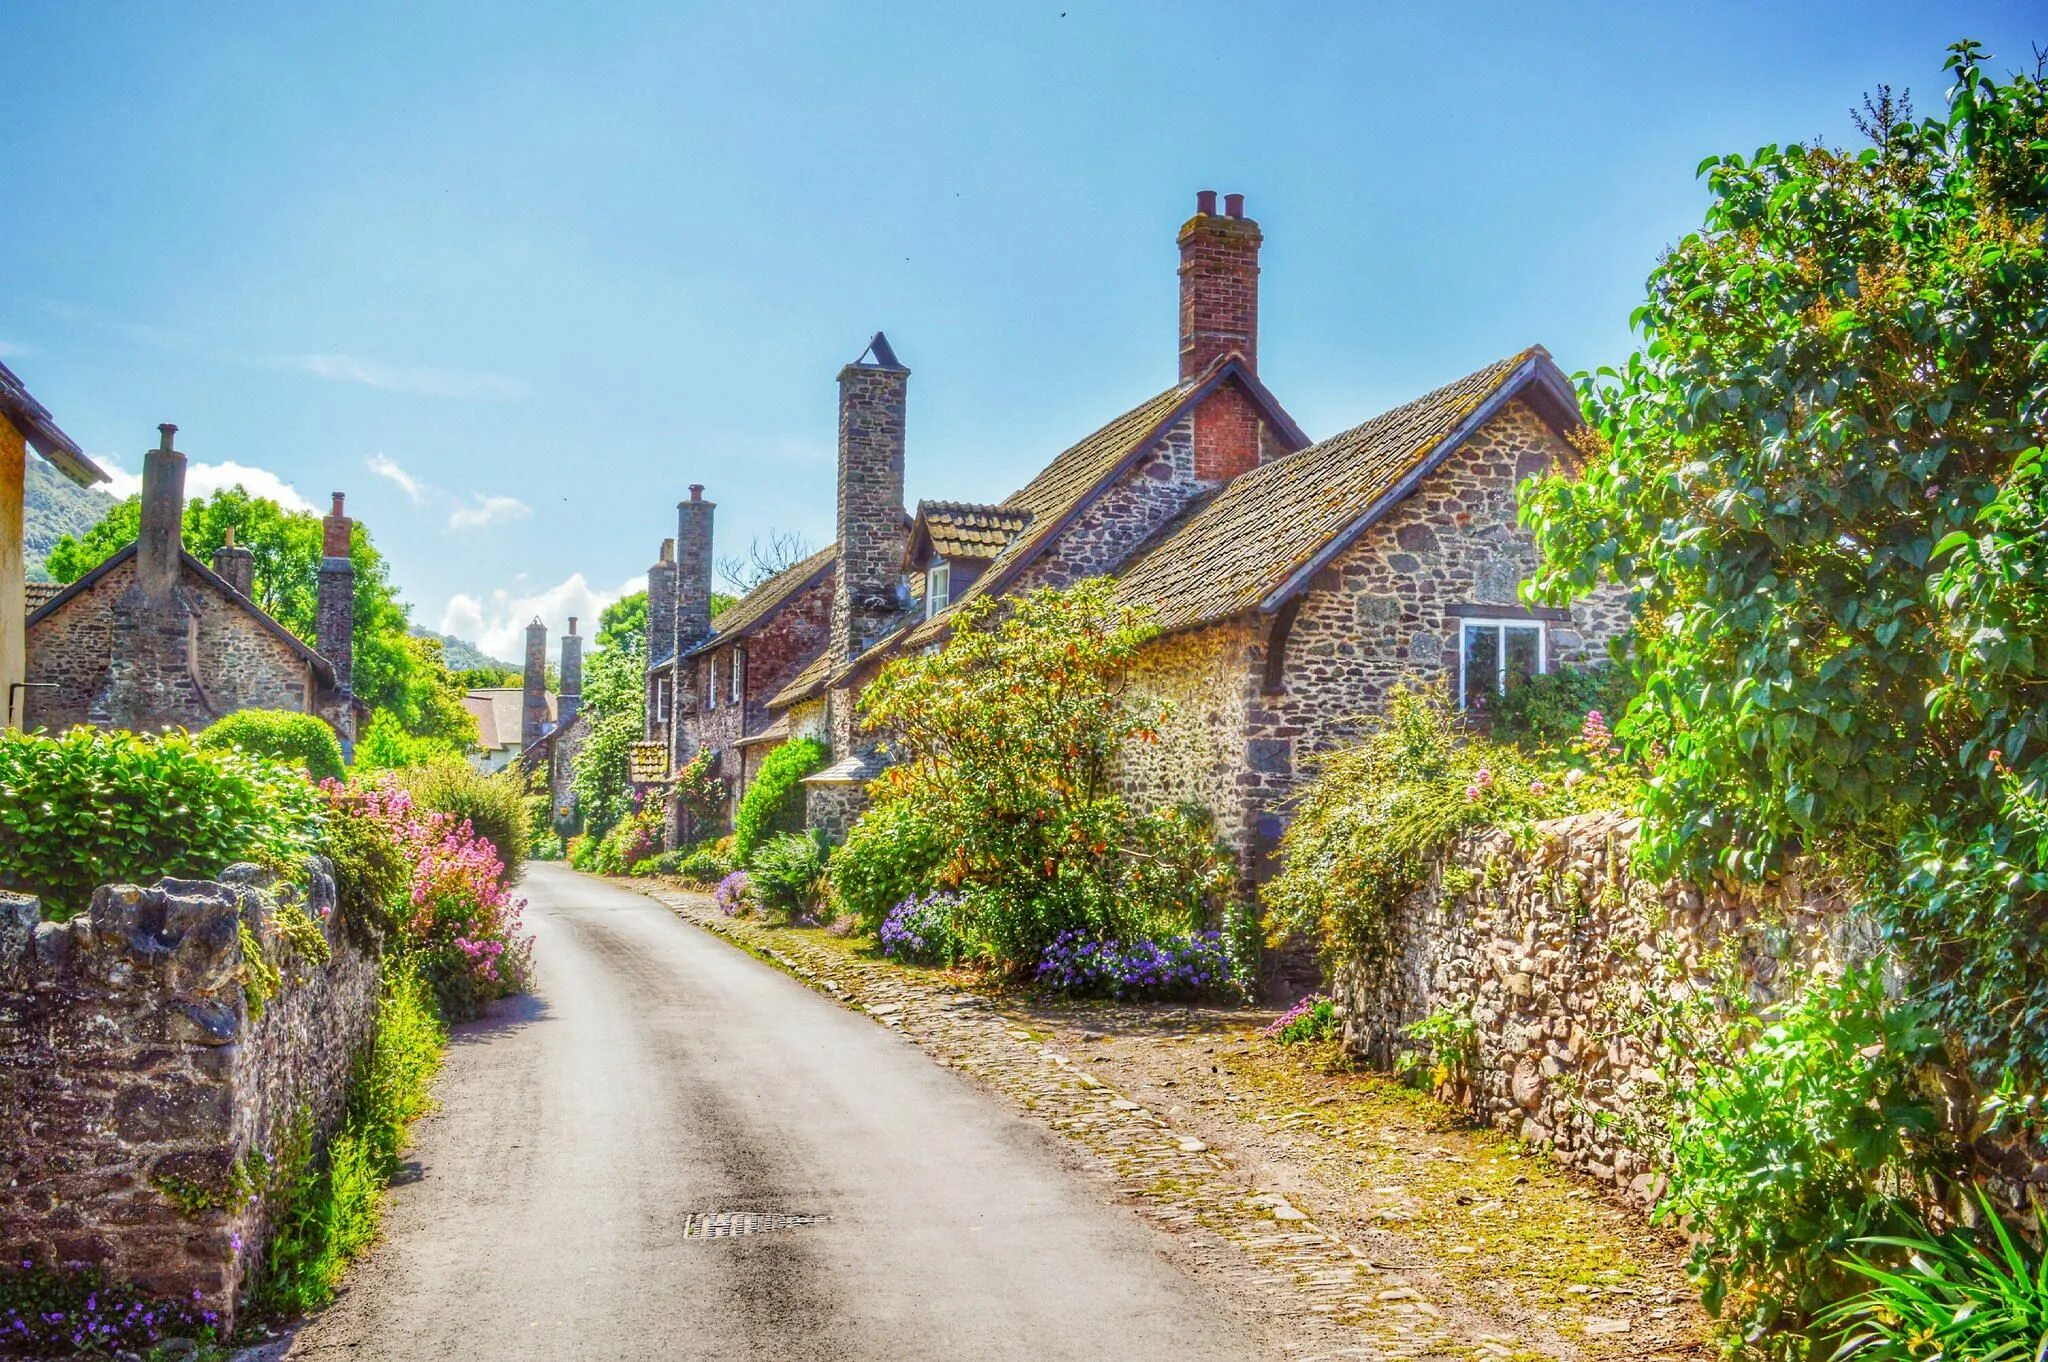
[5,2,2040,660]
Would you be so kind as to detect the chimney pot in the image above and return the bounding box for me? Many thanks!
[568,616,578,634]
[330,492,346,516]
[223,525,236,547]
[660,537,675,563]
[1195,189,1218,215]
[157,423,177,452]
[689,484,704,502]
[1223,192,1245,219]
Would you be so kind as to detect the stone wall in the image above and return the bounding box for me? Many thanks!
[0,862,378,1331]
[1330,811,2047,1214]
[25,555,318,735]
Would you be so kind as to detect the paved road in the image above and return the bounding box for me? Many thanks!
[283,863,1259,1361]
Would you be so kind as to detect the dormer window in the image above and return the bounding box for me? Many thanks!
[926,560,951,619]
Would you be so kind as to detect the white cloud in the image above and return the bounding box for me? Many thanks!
[440,572,645,661]
[96,454,316,514]
[366,452,424,503]
[0,340,28,358]
[288,353,526,401]
[448,494,531,531]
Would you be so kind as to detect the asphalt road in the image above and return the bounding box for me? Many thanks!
[281,862,1259,1362]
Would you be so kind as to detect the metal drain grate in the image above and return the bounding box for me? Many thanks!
[680,1211,828,1239]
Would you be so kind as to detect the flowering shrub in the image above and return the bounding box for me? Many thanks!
[0,1260,219,1354]
[671,748,727,840]
[878,892,969,965]
[712,870,753,916]
[1034,929,1241,1000]
[593,799,665,876]
[829,796,953,933]
[322,778,532,1020]
[1264,994,1338,1045]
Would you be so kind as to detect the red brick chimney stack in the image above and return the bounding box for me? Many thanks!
[1178,189,1262,382]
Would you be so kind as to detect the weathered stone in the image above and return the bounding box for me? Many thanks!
[0,892,39,967]
[113,1079,234,1143]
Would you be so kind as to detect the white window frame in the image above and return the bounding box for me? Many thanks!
[1457,618,1547,710]
[729,645,744,704]
[704,657,716,710]
[926,560,951,619]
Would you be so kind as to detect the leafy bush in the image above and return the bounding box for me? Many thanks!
[672,747,727,839]
[748,829,832,921]
[829,795,952,932]
[397,761,529,880]
[1033,928,1239,1000]
[1264,684,1628,961]
[878,891,970,965]
[198,709,345,782]
[323,778,531,1020]
[0,727,325,917]
[256,960,444,1316]
[665,843,731,886]
[1818,1190,2048,1362]
[565,834,596,871]
[712,869,753,916]
[1395,1004,1477,1094]
[732,738,825,865]
[1655,965,1950,1352]
[318,792,409,949]
[591,804,664,875]
[1485,664,1633,750]
[1518,43,2048,1079]
[352,708,466,772]
[1264,994,1338,1045]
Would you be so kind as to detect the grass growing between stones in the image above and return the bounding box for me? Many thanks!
[253,962,445,1320]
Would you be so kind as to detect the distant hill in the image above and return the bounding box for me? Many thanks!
[24,457,117,582]
[411,627,515,676]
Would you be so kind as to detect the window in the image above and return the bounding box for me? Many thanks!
[1458,618,1545,709]
[703,657,716,710]
[926,560,951,619]
[730,646,744,704]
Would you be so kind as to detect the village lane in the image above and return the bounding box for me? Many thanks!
[275,862,1262,1362]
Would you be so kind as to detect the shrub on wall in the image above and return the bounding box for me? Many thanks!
[829,796,953,933]
[197,709,346,783]
[0,727,324,917]
[731,738,825,865]
[748,829,832,922]
[1484,664,1634,751]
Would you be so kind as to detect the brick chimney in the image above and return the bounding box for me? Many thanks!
[522,617,549,751]
[830,333,908,672]
[676,486,714,654]
[558,616,583,725]
[647,538,677,665]
[316,493,354,695]
[212,524,255,599]
[136,423,186,599]
[1178,189,1262,381]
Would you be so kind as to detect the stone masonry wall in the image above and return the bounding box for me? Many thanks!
[1013,417,1206,594]
[26,556,315,735]
[0,862,377,1331]
[1330,811,2048,1214]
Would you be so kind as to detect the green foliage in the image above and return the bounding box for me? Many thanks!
[1819,1190,2048,1361]
[255,961,444,1318]
[352,709,462,773]
[21,454,115,581]
[0,727,324,917]
[565,833,597,872]
[397,761,530,879]
[829,795,953,933]
[1267,996,1339,1046]
[239,919,281,1016]
[671,747,727,837]
[657,840,733,886]
[732,738,826,866]
[322,797,408,948]
[749,829,832,921]
[1264,684,1626,960]
[1655,965,1951,1354]
[595,590,647,654]
[570,642,645,842]
[1486,664,1634,750]
[1518,45,2048,1077]
[851,579,1237,974]
[591,804,664,875]
[1395,1003,1477,1093]
[198,709,345,783]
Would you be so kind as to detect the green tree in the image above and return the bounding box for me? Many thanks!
[1521,43,2048,1074]
[569,636,645,840]
[596,590,647,654]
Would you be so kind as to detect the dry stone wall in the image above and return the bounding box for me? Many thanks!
[1331,811,2047,1213]
[0,862,377,1331]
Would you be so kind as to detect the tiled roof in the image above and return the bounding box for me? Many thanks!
[685,544,836,658]
[1116,348,1570,633]
[23,581,62,613]
[911,501,1031,562]
[734,714,792,748]
[802,750,894,785]
[465,687,553,752]
[767,650,832,709]
[0,360,105,488]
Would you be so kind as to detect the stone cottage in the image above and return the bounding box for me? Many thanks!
[1,360,108,730]
[645,192,1628,865]
[24,424,364,746]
